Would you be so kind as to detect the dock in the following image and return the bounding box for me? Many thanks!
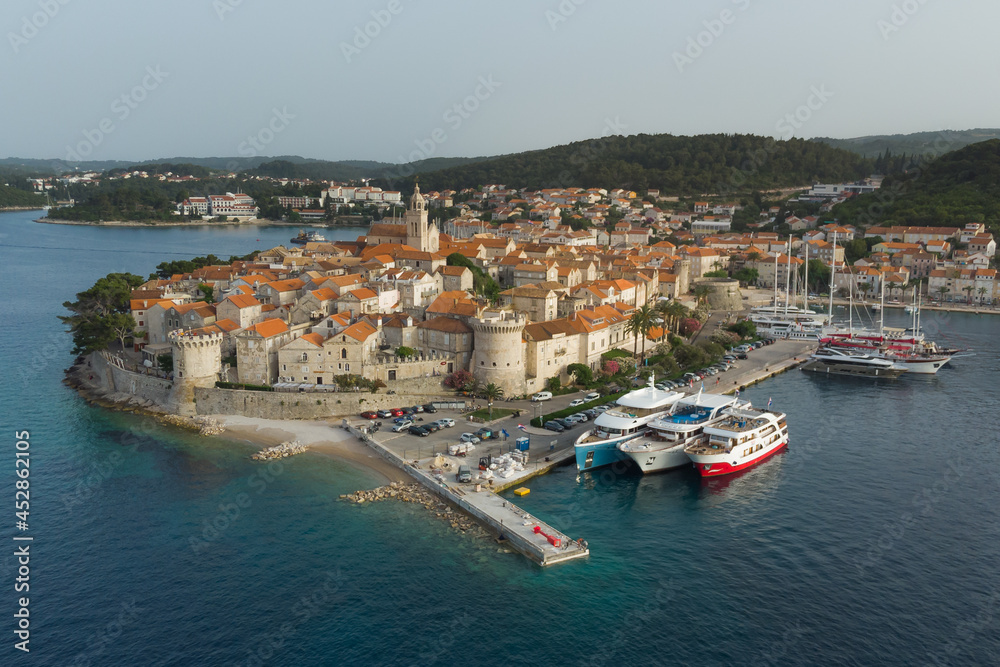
[345,422,589,567]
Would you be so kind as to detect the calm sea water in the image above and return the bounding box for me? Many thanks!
[2,210,999,666]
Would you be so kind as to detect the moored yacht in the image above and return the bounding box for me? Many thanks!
[618,392,748,473]
[685,406,789,477]
[800,346,908,378]
[574,376,684,472]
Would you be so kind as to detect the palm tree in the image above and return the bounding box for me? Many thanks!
[482,383,504,418]
[693,285,711,308]
[936,286,949,302]
[635,304,655,359]
[466,377,482,399]
[978,286,988,304]
[626,312,641,358]
[963,285,974,304]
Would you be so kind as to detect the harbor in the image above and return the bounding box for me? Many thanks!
[334,335,814,567]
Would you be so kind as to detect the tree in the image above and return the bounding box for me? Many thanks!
[727,320,757,340]
[109,313,137,352]
[625,312,642,357]
[546,376,561,393]
[444,369,473,390]
[198,283,214,303]
[733,267,759,285]
[60,272,145,355]
[567,363,593,385]
[679,318,701,337]
[482,383,504,418]
[978,286,988,303]
[157,354,173,372]
[936,285,949,301]
[693,285,712,307]
[963,285,974,304]
[395,346,416,358]
[704,270,729,278]
[635,305,655,359]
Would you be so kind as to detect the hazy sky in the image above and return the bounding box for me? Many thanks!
[2,0,997,164]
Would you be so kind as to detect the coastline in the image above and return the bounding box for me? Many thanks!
[214,415,408,485]
[35,217,369,228]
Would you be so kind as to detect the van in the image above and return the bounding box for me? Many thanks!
[457,465,472,483]
[531,391,553,402]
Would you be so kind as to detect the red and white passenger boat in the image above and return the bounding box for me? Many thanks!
[684,406,789,477]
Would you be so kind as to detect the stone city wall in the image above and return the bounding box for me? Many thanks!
[91,352,173,408]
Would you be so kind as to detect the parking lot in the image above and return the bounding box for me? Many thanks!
[352,337,812,464]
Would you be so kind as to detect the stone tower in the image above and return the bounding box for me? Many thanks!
[405,181,439,253]
[471,310,526,396]
[167,329,223,415]
[675,257,692,297]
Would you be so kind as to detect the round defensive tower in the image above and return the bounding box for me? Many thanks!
[691,277,743,312]
[471,310,526,396]
[168,329,224,415]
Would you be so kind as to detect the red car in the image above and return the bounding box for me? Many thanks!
[360,411,378,419]
[390,408,404,417]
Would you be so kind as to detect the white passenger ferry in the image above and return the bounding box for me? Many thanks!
[684,406,789,477]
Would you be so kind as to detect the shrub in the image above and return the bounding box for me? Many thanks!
[727,320,757,339]
[215,381,273,392]
[546,376,561,393]
[444,369,473,390]
[395,346,416,358]
[567,363,593,385]
[679,318,702,336]
[711,330,741,346]
[602,359,620,376]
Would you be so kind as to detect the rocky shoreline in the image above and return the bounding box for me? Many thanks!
[343,482,487,536]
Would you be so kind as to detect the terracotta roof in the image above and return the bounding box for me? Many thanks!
[416,316,473,333]
[224,294,261,309]
[245,319,289,338]
[348,288,378,300]
[299,333,325,347]
[339,320,379,342]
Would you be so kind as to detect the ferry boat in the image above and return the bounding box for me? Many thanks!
[618,392,747,473]
[291,230,327,244]
[750,304,827,324]
[751,317,828,340]
[574,376,684,472]
[800,346,908,378]
[685,406,789,477]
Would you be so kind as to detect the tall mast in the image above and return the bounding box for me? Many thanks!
[828,231,837,323]
[773,250,779,308]
[784,238,792,317]
[803,243,809,312]
[879,274,885,337]
[849,274,854,336]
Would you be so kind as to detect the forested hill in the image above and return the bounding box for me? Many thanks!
[373,134,873,195]
[0,182,46,208]
[832,139,1000,234]
[813,129,1000,159]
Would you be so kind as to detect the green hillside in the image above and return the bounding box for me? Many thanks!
[832,139,1000,235]
[374,133,873,195]
[813,129,1000,159]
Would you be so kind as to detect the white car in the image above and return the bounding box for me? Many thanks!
[569,398,585,407]
[459,433,481,444]
[531,391,553,402]
[584,392,601,401]
[571,412,589,422]
[437,418,456,428]
[392,420,413,432]
[592,404,610,413]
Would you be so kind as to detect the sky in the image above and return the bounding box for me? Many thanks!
[2,0,998,164]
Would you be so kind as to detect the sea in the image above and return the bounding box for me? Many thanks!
[1,210,999,666]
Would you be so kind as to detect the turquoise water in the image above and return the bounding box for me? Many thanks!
[2,210,999,666]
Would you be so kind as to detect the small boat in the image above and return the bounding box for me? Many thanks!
[685,406,789,477]
[291,230,327,244]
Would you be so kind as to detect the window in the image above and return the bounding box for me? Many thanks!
[341,349,347,359]
[282,364,286,371]
[344,363,349,371]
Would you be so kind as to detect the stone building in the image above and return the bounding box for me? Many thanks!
[470,310,526,395]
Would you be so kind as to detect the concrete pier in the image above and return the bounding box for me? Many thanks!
[345,422,589,567]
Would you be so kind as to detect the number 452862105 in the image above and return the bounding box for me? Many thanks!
[15,431,30,526]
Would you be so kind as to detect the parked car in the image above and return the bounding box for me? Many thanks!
[360,411,378,419]
[543,420,565,432]
[411,405,424,413]
[460,433,481,444]
[752,341,764,349]
[592,404,611,413]
[570,412,589,422]
[376,409,393,419]
[531,391,553,402]
[584,392,601,401]
[392,420,413,432]
[457,465,472,483]
[422,404,438,413]
[476,428,495,440]
[737,352,749,360]
[401,407,416,416]
[569,398,585,407]
[423,422,441,433]
[583,409,599,419]
[389,408,404,417]
[723,355,737,362]
[437,418,456,428]
[554,418,576,429]
[408,425,429,436]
